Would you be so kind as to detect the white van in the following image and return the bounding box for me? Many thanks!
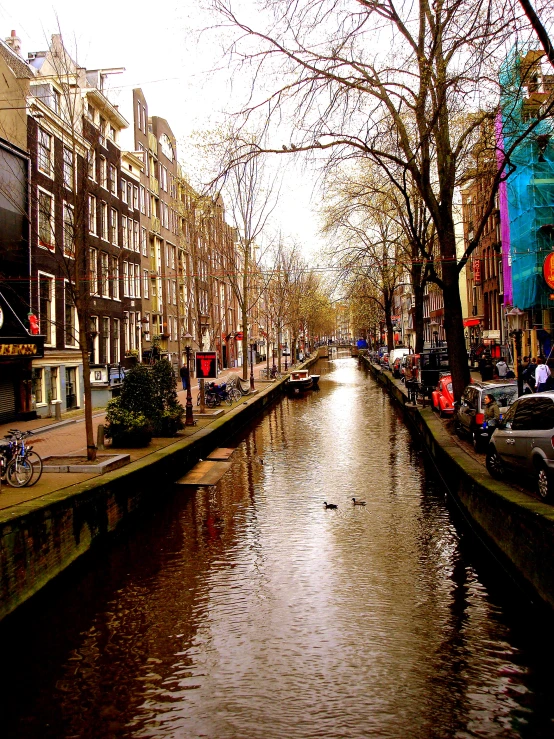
[389,347,411,377]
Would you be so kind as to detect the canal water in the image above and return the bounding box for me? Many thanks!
[2,355,554,739]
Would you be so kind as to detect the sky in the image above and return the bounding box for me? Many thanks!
[0,0,324,258]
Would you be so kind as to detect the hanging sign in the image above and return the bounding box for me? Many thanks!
[195,351,218,379]
[544,253,554,290]
[473,259,482,286]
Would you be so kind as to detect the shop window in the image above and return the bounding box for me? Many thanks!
[32,368,44,405]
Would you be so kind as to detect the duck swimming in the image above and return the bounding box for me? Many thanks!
[324,502,338,509]
[352,498,366,505]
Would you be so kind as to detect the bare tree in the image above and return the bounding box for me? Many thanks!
[210,0,554,397]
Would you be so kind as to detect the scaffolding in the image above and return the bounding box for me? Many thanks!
[499,45,554,311]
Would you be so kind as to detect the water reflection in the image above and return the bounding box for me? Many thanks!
[1,355,554,739]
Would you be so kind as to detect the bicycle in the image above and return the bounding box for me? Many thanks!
[0,429,43,488]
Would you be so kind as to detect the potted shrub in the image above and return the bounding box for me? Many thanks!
[104,397,153,447]
[151,359,184,436]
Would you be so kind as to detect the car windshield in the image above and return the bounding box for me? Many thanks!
[486,386,518,408]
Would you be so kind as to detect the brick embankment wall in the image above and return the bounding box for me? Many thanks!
[360,356,554,610]
[0,378,292,622]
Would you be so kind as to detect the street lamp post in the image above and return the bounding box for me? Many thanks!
[183,332,195,426]
[250,338,257,391]
[507,308,525,397]
[284,342,288,371]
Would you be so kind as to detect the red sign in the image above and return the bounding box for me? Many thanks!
[544,253,554,289]
[473,259,481,286]
[195,352,218,379]
[235,332,243,341]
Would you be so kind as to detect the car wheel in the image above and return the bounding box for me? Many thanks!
[537,463,553,502]
[486,446,505,479]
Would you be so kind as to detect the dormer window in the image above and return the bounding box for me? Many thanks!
[34,83,60,115]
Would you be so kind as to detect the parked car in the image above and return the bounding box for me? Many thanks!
[389,347,411,377]
[486,392,554,500]
[431,374,455,416]
[455,380,519,452]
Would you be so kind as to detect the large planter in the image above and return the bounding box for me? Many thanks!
[110,428,153,448]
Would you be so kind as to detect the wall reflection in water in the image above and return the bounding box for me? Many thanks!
[1,355,554,739]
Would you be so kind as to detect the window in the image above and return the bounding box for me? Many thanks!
[127,219,133,252]
[64,286,77,346]
[160,133,174,161]
[101,252,109,297]
[63,147,74,190]
[38,189,54,248]
[63,202,75,257]
[111,257,120,300]
[127,182,133,205]
[121,215,128,249]
[123,261,129,297]
[101,201,108,240]
[110,208,118,245]
[512,397,554,431]
[113,318,120,363]
[50,367,59,402]
[39,274,55,345]
[143,313,150,342]
[133,185,139,210]
[90,316,99,364]
[89,248,98,295]
[109,164,117,195]
[142,106,147,132]
[172,279,177,305]
[88,149,96,180]
[109,125,116,142]
[143,269,149,298]
[89,195,97,234]
[133,221,140,252]
[99,117,107,146]
[171,244,176,269]
[32,367,44,405]
[87,103,95,122]
[141,227,147,256]
[160,165,167,191]
[99,156,107,188]
[102,317,110,364]
[135,263,141,298]
[37,129,53,176]
[121,179,127,203]
[140,185,146,214]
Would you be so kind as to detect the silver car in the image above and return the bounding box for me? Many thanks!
[486,392,554,501]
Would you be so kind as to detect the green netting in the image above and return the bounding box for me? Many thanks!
[500,45,554,310]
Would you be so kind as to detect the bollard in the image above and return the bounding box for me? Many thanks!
[55,402,62,421]
[97,424,105,451]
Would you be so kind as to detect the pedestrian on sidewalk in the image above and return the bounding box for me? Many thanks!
[179,363,189,391]
[535,357,550,392]
[496,356,508,378]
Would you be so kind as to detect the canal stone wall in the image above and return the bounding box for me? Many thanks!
[362,357,554,610]
[0,378,294,622]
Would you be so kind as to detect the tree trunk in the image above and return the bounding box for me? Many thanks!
[384,292,394,351]
[242,242,249,382]
[413,282,425,354]
[79,318,97,462]
[441,252,471,400]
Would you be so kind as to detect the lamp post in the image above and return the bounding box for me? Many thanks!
[272,342,277,374]
[284,341,289,371]
[507,308,525,397]
[183,332,195,426]
[250,337,257,391]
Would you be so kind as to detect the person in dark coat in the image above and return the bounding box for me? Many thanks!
[480,353,494,381]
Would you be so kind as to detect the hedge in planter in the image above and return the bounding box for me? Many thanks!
[151,359,184,436]
[104,397,153,447]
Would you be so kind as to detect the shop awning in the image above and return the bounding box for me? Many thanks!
[463,318,481,327]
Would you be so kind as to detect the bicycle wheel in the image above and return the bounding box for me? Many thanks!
[224,393,233,406]
[206,393,216,408]
[25,450,43,487]
[231,388,242,402]
[6,457,33,487]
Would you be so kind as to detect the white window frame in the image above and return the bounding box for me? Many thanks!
[88,148,96,181]
[109,163,117,195]
[64,281,78,348]
[89,248,98,295]
[112,256,120,301]
[141,226,147,256]
[101,252,109,297]
[99,156,107,189]
[113,318,120,363]
[101,201,108,241]
[123,261,129,297]
[89,195,97,234]
[37,186,55,250]
[38,271,56,347]
[102,316,111,364]
[110,207,118,246]
[121,178,127,203]
[63,201,75,258]
[37,128,53,177]
[63,147,74,191]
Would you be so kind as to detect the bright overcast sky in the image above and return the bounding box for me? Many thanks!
[0,0,324,258]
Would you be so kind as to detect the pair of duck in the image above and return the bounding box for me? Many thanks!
[323,498,366,509]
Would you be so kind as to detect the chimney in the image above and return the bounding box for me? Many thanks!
[5,30,21,56]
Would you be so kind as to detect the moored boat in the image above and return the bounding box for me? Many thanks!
[287,369,318,394]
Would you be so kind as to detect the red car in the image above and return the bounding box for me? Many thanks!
[432,374,455,417]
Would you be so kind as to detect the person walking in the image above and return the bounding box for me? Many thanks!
[522,356,537,390]
[179,362,189,391]
[535,357,551,392]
